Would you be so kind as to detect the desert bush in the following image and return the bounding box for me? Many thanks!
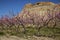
[0,9,60,39]
[25,27,38,36]
[0,31,5,36]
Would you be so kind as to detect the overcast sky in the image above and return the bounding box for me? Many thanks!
[0,0,60,17]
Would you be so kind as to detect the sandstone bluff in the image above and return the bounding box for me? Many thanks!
[15,2,60,27]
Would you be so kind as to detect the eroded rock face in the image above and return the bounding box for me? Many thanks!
[16,2,60,27]
[19,2,60,17]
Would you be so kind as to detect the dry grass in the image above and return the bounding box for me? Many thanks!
[0,36,55,40]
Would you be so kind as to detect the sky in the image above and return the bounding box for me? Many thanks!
[0,0,60,18]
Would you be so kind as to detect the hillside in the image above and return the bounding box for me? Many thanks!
[16,2,60,28]
[0,2,60,40]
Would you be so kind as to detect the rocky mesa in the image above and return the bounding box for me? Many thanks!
[16,2,60,27]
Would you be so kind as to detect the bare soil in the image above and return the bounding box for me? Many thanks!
[0,36,55,40]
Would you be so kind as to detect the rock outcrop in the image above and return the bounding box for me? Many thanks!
[16,2,60,27]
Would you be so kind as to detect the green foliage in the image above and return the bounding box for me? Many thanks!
[25,27,38,36]
[0,32,5,36]
[0,25,60,39]
[53,28,60,36]
[38,27,54,36]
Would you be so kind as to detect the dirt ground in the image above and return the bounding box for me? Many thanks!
[0,36,55,40]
